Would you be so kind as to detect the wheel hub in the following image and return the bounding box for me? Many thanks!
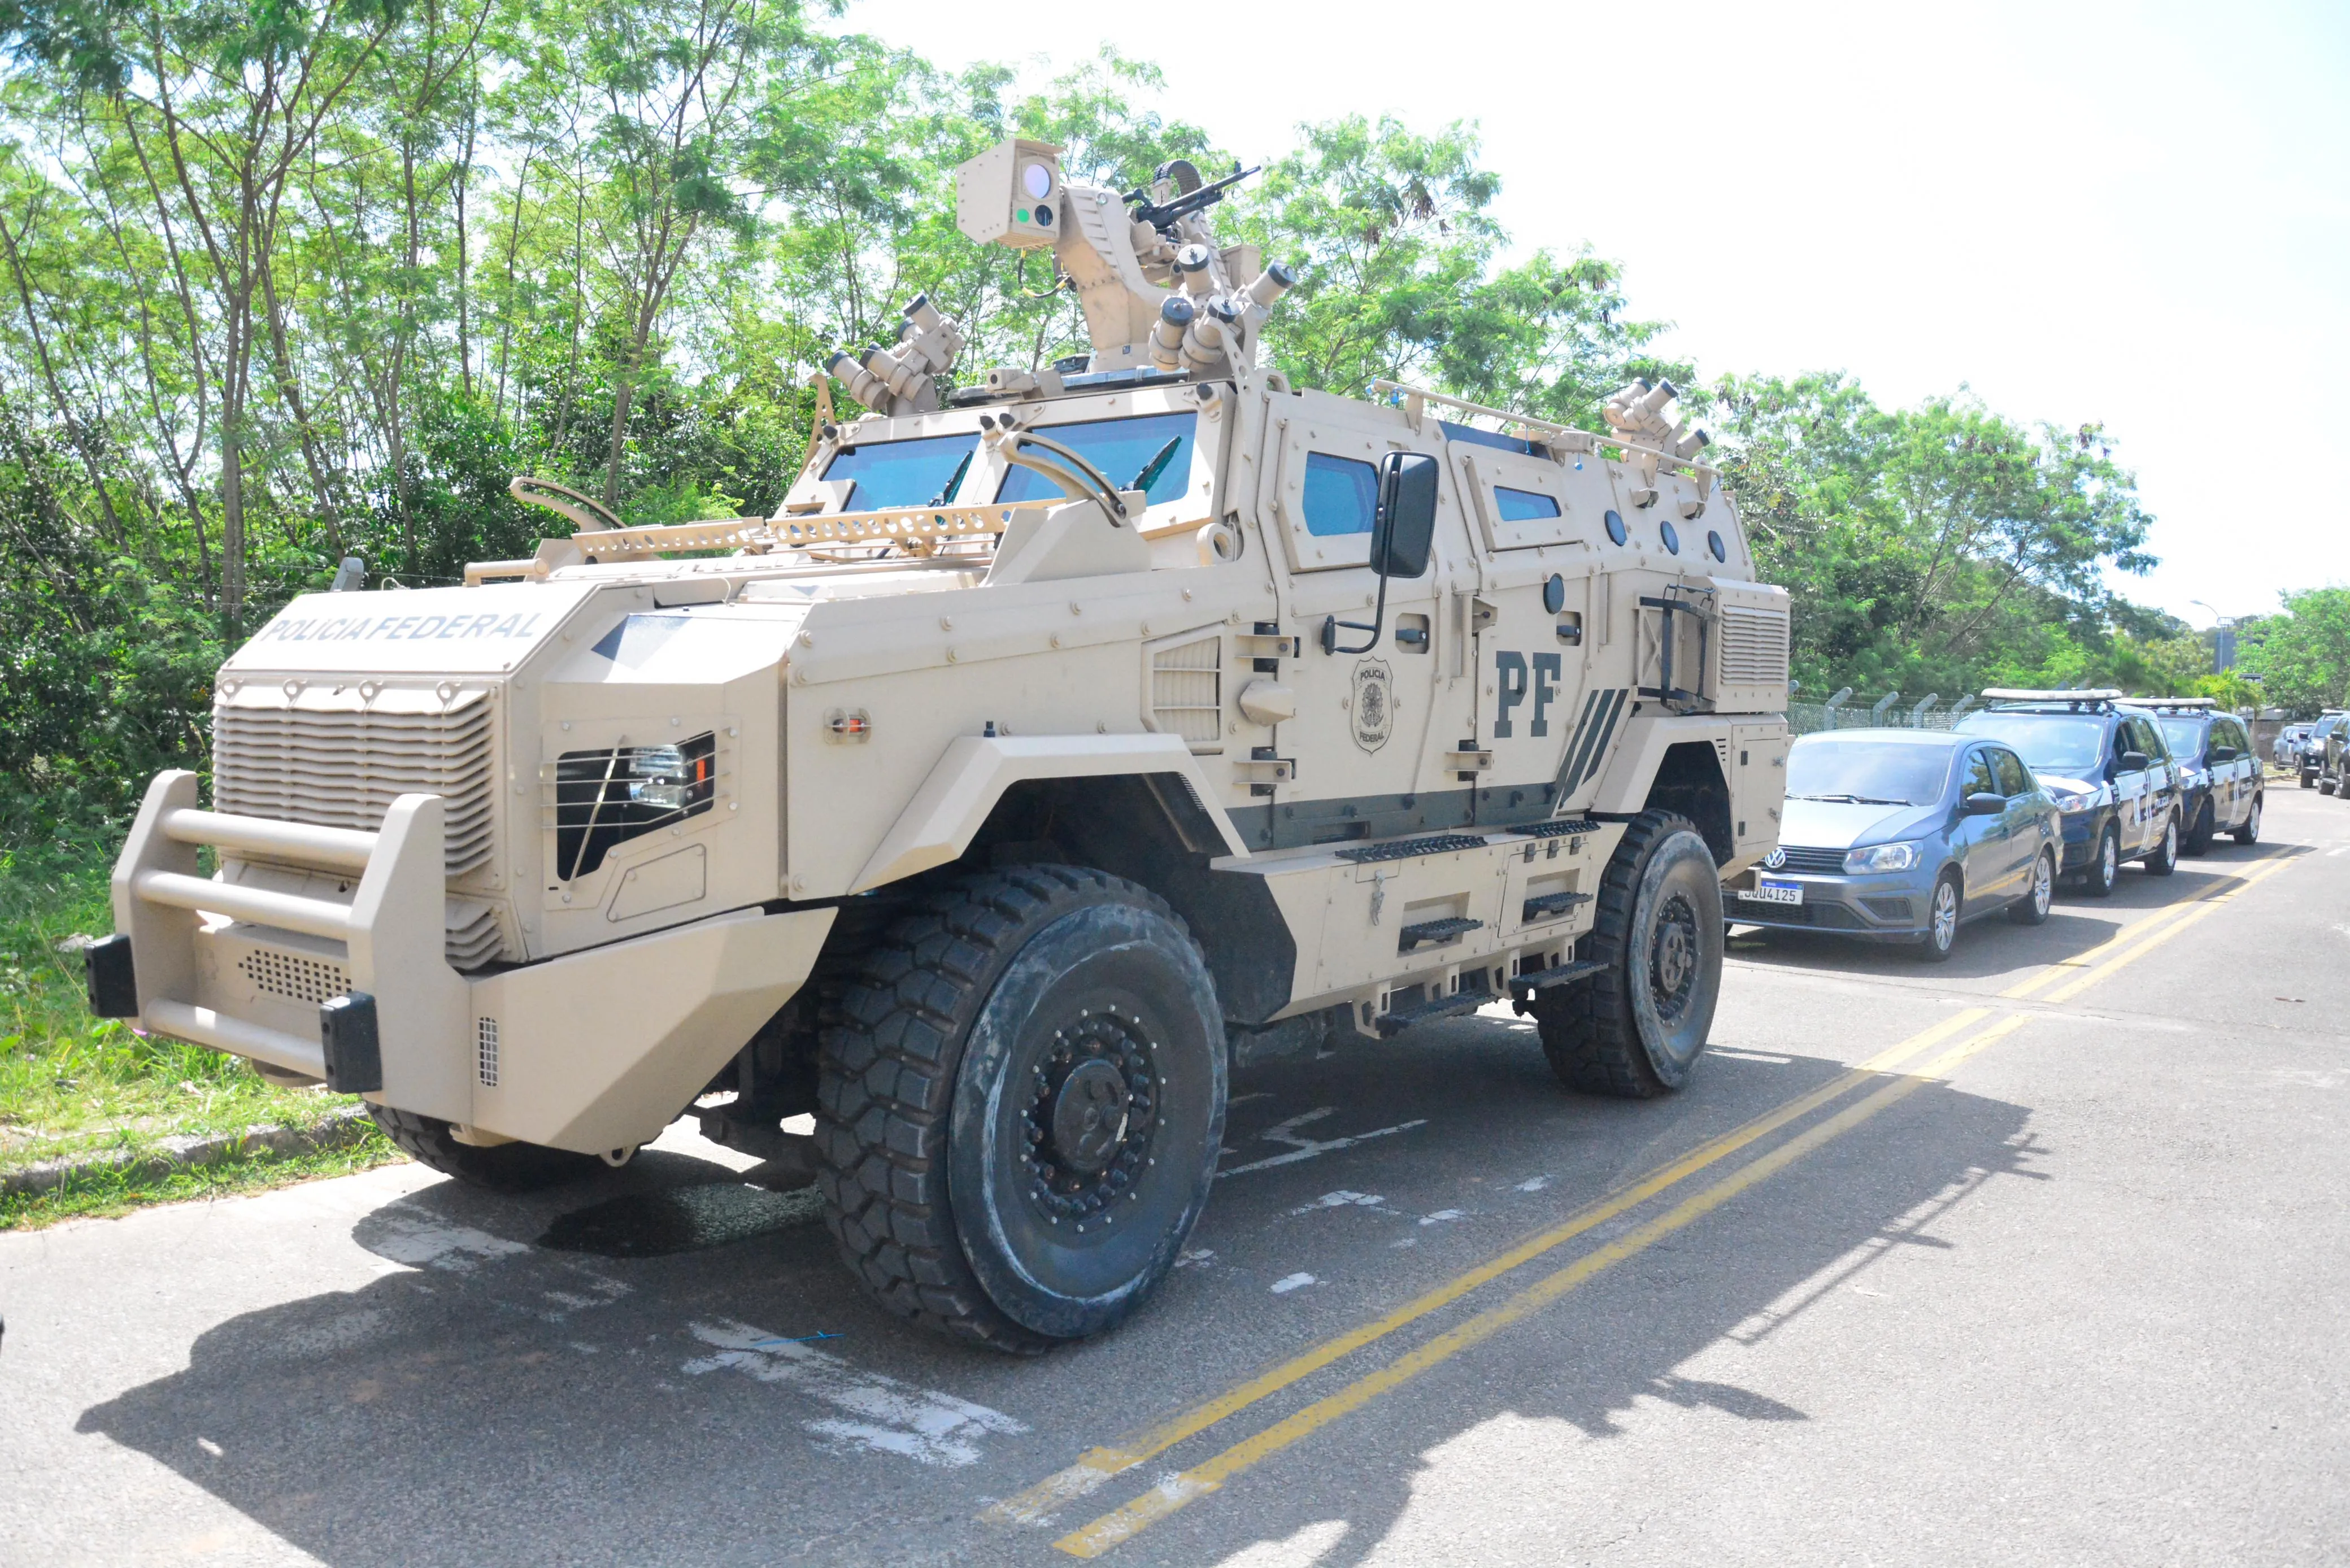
[1050,1060,1127,1173]
[1021,1009,1158,1224]
[1649,893,1699,1020]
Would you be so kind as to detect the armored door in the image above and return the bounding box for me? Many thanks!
[1255,393,1465,846]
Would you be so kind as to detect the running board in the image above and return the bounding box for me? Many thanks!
[1374,988,1494,1037]
[1508,958,1608,999]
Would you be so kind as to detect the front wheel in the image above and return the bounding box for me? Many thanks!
[2082,822,2121,898]
[815,865,1226,1353]
[2143,813,2179,876]
[1529,811,1722,1099]
[1913,872,1962,961]
[2234,795,2262,844]
[2007,848,2055,926]
[365,1105,600,1192]
[2183,800,2216,856]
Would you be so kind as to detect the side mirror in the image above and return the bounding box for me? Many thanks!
[1324,450,1439,655]
[1964,792,2007,816]
[2207,746,2238,763]
[1368,451,1438,580]
[2120,751,2151,772]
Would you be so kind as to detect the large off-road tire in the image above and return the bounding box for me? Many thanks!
[365,1105,600,1192]
[2007,848,2055,926]
[2184,799,2217,856]
[814,865,1226,1354]
[2234,795,2262,845]
[1529,811,1722,1099]
[2143,813,2179,876]
[2082,822,2121,898]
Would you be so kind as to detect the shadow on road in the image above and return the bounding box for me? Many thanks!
[76,1012,2040,1568]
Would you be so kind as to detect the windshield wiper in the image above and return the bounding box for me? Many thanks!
[1126,437,1182,495]
[1789,793,1914,806]
[926,448,973,508]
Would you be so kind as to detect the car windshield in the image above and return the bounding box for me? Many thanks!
[2159,718,2206,757]
[820,432,978,510]
[995,411,1200,509]
[1955,712,2107,774]
[1785,738,1953,806]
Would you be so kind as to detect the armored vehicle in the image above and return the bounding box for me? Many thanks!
[1955,690,2183,896]
[2139,698,2262,851]
[86,140,1791,1350]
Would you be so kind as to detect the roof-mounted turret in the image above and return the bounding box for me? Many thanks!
[954,137,1294,381]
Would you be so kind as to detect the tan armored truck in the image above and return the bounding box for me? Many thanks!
[88,141,1791,1351]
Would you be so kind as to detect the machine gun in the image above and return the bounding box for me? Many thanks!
[1124,159,1259,234]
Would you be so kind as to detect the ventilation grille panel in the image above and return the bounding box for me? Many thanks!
[238,948,350,1006]
[213,696,499,877]
[1150,635,1223,748]
[477,1017,500,1088]
[445,900,503,972]
[1717,606,1791,690]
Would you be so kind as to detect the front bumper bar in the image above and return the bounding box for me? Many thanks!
[106,771,835,1153]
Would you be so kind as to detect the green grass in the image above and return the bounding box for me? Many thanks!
[1,821,403,1228]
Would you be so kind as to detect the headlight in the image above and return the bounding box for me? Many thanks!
[1844,841,1921,874]
[2053,791,2094,812]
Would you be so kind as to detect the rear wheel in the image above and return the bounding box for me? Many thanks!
[2234,794,2262,844]
[2007,848,2055,925]
[814,865,1225,1353]
[1913,872,1962,961]
[2143,813,2178,876]
[1529,811,1723,1099]
[2183,799,2216,856]
[365,1105,600,1192]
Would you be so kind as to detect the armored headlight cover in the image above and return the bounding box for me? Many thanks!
[1844,841,1922,874]
[554,730,717,879]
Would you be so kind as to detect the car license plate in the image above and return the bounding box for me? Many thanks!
[1740,876,1804,905]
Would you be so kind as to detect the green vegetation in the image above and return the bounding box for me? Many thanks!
[0,3,2340,1205]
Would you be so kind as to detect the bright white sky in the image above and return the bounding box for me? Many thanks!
[853,0,2349,626]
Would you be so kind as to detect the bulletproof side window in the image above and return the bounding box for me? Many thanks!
[1964,748,2000,798]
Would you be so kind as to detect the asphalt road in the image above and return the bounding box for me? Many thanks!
[6,790,2348,1567]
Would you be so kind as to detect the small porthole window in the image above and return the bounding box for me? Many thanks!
[1659,520,1681,555]
[1603,508,1627,546]
[1708,529,1726,562]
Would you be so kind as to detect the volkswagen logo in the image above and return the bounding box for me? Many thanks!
[1764,847,1787,869]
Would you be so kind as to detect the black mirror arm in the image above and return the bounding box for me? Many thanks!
[1322,570,1390,656]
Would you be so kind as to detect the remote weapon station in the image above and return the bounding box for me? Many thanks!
[91,141,1791,1349]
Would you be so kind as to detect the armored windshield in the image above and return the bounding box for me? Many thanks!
[2158,717,2207,759]
[821,432,978,509]
[1785,737,1955,805]
[996,412,1198,508]
[1955,712,2106,774]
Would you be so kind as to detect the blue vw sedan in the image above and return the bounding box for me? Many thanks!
[1730,729,2062,961]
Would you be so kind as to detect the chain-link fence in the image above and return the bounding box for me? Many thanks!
[1786,699,1974,737]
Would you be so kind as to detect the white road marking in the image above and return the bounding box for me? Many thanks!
[1418,1209,1466,1226]
[1269,1273,1317,1295]
[1514,1175,1552,1192]
[1289,1190,1385,1215]
[684,1319,1026,1467]
[1175,1248,1216,1268]
[367,1213,529,1273]
[1220,1108,1430,1177]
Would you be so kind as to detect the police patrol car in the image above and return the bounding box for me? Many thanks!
[1953,690,2185,896]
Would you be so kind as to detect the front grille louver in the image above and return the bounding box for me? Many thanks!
[214,696,499,877]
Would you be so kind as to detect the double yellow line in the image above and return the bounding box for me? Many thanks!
[994,848,2301,1556]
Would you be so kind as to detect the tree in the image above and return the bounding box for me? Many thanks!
[2237,589,2350,715]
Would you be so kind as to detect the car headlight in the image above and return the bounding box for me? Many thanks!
[1844,841,1921,874]
[2053,791,2094,812]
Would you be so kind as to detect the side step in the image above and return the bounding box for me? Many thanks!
[1398,916,1483,953]
[1520,890,1592,922]
[1374,987,1494,1037]
[1508,958,1608,999]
